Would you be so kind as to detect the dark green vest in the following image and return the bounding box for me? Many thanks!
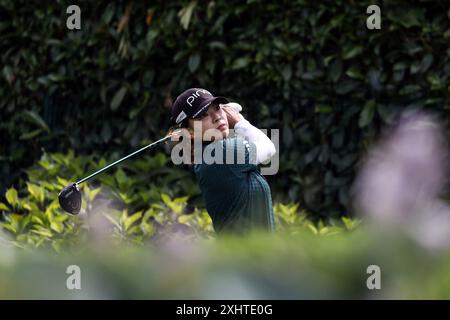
[193,136,275,234]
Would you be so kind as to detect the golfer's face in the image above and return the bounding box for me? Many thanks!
[189,104,229,140]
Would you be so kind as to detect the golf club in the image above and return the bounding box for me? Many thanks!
[58,130,181,215]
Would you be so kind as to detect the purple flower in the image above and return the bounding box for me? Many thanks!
[353,110,450,250]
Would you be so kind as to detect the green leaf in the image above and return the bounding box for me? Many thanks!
[399,85,421,95]
[161,193,184,214]
[117,192,133,205]
[178,0,198,30]
[19,129,43,140]
[31,228,53,238]
[444,29,450,38]
[329,59,342,82]
[345,66,363,79]
[146,29,159,47]
[31,215,44,225]
[102,3,115,24]
[0,202,10,211]
[420,54,433,72]
[47,73,64,82]
[208,41,226,50]
[22,110,50,132]
[282,65,292,81]
[27,182,45,205]
[173,196,189,204]
[141,220,155,236]
[0,223,16,233]
[232,57,250,70]
[2,65,14,84]
[23,201,39,212]
[110,86,127,110]
[315,104,332,113]
[178,214,193,224]
[306,222,318,235]
[126,225,142,235]
[393,62,408,71]
[124,211,143,231]
[101,123,112,142]
[394,8,425,28]
[5,188,18,207]
[359,100,375,128]
[335,79,359,95]
[342,46,363,60]
[102,212,121,230]
[7,215,20,232]
[188,54,201,73]
[342,216,361,230]
[50,221,64,233]
[56,177,70,188]
[115,168,128,190]
[161,193,172,207]
[87,187,102,202]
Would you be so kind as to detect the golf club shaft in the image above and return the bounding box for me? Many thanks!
[75,134,174,185]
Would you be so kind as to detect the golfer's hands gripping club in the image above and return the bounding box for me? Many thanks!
[168,128,183,139]
[221,103,244,129]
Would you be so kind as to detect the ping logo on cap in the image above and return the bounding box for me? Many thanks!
[186,89,212,107]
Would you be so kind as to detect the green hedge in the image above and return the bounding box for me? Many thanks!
[0,150,359,251]
[1,0,449,218]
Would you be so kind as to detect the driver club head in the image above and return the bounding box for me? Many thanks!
[58,183,82,215]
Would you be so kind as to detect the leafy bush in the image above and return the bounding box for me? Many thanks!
[1,1,448,218]
[0,151,360,252]
[0,150,205,251]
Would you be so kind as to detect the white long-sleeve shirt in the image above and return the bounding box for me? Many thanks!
[234,119,276,165]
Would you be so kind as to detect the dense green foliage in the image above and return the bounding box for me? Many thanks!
[0,150,359,251]
[1,1,449,218]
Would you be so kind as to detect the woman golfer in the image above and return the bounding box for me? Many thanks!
[170,88,276,234]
